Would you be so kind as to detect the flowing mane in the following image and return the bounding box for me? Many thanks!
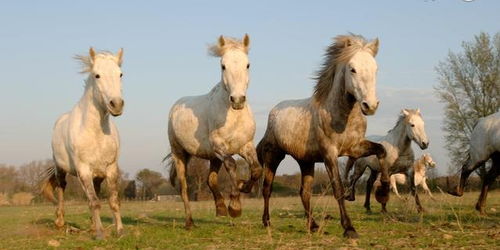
[208,37,249,57]
[74,51,118,73]
[313,34,376,103]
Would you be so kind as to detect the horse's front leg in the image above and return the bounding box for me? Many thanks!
[207,159,228,216]
[323,146,358,238]
[213,142,242,218]
[77,166,104,240]
[238,142,263,193]
[106,164,124,236]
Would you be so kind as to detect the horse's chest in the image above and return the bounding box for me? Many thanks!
[74,133,118,168]
[212,113,254,151]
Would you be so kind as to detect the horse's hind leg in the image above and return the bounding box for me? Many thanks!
[260,146,284,227]
[343,157,356,185]
[77,165,105,239]
[54,168,67,228]
[172,152,194,228]
[106,164,124,236]
[238,142,263,193]
[207,159,228,216]
[298,161,318,232]
[475,153,500,215]
[345,161,367,201]
[364,169,378,213]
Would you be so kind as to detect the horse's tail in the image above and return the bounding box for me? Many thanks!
[162,153,176,187]
[39,165,58,205]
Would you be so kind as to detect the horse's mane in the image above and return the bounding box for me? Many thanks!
[208,37,248,57]
[313,34,375,103]
[74,51,117,73]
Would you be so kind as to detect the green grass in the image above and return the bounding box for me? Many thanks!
[0,191,499,249]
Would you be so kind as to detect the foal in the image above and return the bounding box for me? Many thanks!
[41,48,125,239]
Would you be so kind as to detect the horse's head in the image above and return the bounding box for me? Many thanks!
[423,153,436,168]
[343,37,380,115]
[82,48,124,116]
[402,108,429,149]
[210,34,250,110]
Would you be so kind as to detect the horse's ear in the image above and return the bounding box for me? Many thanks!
[116,48,124,66]
[402,109,410,116]
[218,35,225,48]
[243,34,250,52]
[367,38,379,56]
[89,47,96,63]
[416,108,421,115]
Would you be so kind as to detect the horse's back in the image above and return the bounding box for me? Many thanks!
[471,112,500,160]
[265,98,319,160]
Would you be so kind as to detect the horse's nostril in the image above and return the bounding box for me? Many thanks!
[230,96,235,103]
[362,102,369,110]
[241,96,246,102]
[110,101,116,108]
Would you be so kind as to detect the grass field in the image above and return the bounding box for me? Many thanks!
[0,191,499,249]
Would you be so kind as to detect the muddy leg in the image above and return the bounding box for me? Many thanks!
[239,142,263,193]
[298,161,318,232]
[207,159,228,216]
[475,155,500,215]
[106,165,124,236]
[261,150,284,227]
[324,149,358,239]
[222,156,242,218]
[343,157,356,184]
[345,161,367,201]
[77,167,104,240]
[364,169,378,213]
[172,153,194,229]
[449,156,485,196]
[54,168,67,228]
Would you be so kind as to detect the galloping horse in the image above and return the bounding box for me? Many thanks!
[166,34,262,228]
[345,109,429,212]
[448,111,500,214]
[41,48,125,239]
[257,34,386,238]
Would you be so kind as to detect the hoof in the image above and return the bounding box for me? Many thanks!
[375,184,390,204]
[262,218,271,227]
[94,232,105,240]
[343,229,359,239]
[475,203,486,215]
[185,218,194,230]
[228,206,242,218]
[324,214,334,220]
[447,187,463,197]
[216,205,229,217]
[365,209,373,215]
[309,221,319,232]
[54,219,65,229]
[116,228,124,237]
[381,208,388,214]
[417,207,426,213]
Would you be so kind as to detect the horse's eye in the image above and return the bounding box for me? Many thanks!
[246,64,250,69]
[120,73,123,78]
[95,74,100,79]
[350,68,356,73]
[410,124,415,127]
[222,64,226,70]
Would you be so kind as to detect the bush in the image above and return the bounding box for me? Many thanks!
[0,193,10,206]
[11,192,34,206]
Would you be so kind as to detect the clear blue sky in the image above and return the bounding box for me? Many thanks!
[0,1,498,176]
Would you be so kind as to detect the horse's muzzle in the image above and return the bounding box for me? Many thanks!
[360,101,379,116]
[108,98,124,116]
[230,95,246,110]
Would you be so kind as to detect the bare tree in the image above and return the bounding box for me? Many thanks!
[435,32,500,177]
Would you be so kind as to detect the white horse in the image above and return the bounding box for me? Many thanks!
[41,48,124,239]
[166,34,262,228]
[345,109,429,212]
[449,111,500,214]
[390,153,436,200]
[257,34,384,238]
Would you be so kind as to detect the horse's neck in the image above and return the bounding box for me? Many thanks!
[322,69,357,130]
[77,78,109,133]
[386,120,411,152]
[210,81,231,107]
